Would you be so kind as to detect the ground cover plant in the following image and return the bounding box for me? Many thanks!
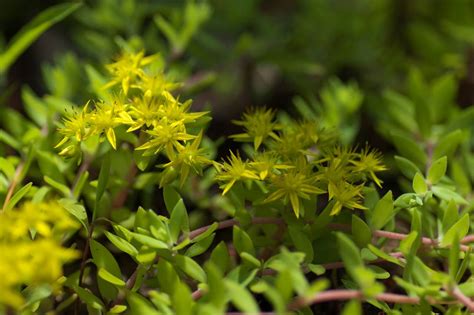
[2,1,474,314]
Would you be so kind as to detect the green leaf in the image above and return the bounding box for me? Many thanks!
[109,305,127,314]
[336,233,363,280]
[352,215,372,248]
[225,280,259,314]
[305,278,329,297]
[22,285,52,309]
[433,129,463,159]
[59,198,88,233]
[32,186,50,203]
[156,259,179,296]
[126,292,160,315]
[369,191,394,230]
[0,2,82,73]
[456,250,471,283]
[37,150,66,184]
[154,16,179,51]
[459,281,474,297]
[0,130,20,149]
[91,239,121,301]
[172,237,191,251]
[205,262,227,310]
[90,239,121,277]
[132,233,169,249]
[412,173,427,194]
[342,300,362,315]
[105,231,138,257]
[172,281,194,315]
[442,200,459,232]
[22,86,48,126]
[432,186,467,204]
[4,182,33,211]
[192,222,218,243]
[394,155,421,179]
[98,268,126,286]
[368,265,390,279]
[169,199,189,243]
[233,225,255,256]
[367,244,403,266]
[288,225,314,262]
[391,133,427,168]
[210,241,230,273]
[431,74,456,122]
[240,252,261,268]
[89,240,120,301]
[174,254,206,283]
[113,224,134,242]
[74,286,104,310]
[307,264,326,276]
[185,233,215,257]
[132,149,152,171]
[163,186,181,214]
[398,231,418,256]
[96,151,111,206]
[0,157,15,180]
[414,101,432,138]
[451,159,472,195]
[427,156,447,184]
[72,170,89,200]
[441,213,470,247]
[44,175,70,197]
[449,233,460,279]
[134,207,150,230]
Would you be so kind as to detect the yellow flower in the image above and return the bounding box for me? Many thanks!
[136,118,196,157]
[350,146,387,187]
[0,201,79,309]
[328,182,367,215]
[158,93,208,125]
[137,72,180,96]
[265,168,325,218]
[89,100,128,150]
[103,51,159,95]
[161,131,213,187]
[249,152,293,180]
[231,107,280,150]
[55,102,91,154]
[215,151,260,195]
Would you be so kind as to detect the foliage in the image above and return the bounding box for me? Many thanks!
[1,1,474,314]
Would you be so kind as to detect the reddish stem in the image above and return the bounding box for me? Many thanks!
[191,289,204,300]
[2,162,24,211]
[287,289,420,310]
[185,217,284,242]
[451,287,474,312]
[462,235,474,244]
[184,217,473,251]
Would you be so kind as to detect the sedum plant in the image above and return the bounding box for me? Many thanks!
[2,48,474,315]
[2,2,474,315]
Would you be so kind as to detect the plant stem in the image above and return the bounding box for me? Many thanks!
[2,162,24,211]
[450,286,474,312]
[78,223,95,287]
[186,217,284,241]
[193,252,405,301]
[112,163,137,209]
[287,289,420,310]
[184,217,473,251]
[71,154,93,195]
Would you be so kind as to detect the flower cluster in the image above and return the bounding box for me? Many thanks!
[56,51,212,185]
[0,202,78,309]
[215,108,386,217]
